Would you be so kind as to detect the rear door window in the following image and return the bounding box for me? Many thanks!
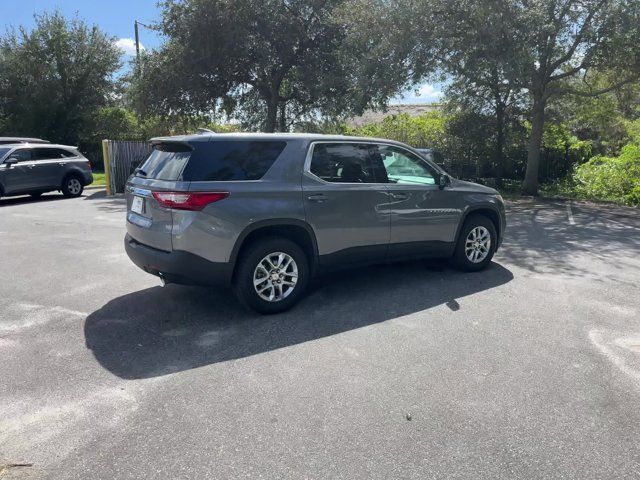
[32,148,76,160]
[309,143,380,183]
[138,143,192,181]
[182,141,286,181]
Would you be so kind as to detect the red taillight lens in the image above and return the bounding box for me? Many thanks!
[152,191,229,211]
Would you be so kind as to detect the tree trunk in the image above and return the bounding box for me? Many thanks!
[522,95,547,196]
[494,99,506,188]
[264,98,278,133]
[278,102,287,132]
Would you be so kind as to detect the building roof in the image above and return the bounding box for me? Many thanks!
[347,103,442,127]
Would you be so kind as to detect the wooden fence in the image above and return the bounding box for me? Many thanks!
[102,140,152,195]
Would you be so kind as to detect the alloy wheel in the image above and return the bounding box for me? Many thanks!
[253,252,298,302]
[464,226,491,263]
[67,178,82,195]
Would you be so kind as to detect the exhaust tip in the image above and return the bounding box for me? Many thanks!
[159,273,168,286]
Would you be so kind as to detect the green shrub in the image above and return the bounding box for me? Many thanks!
[344,111,449,151]
[573,143,640,206]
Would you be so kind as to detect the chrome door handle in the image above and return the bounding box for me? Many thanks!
[307,194,327,202]
[27,164,36,169]
[59,162,66,166]
[389,192,409,200]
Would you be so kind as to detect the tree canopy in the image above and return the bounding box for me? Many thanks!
[0,12,121,146]
[132,0,412,132]
[408,0,640,194]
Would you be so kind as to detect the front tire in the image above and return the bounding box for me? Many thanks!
[62,175,84,198]
[452,214,497,271]
[233,237,309,314]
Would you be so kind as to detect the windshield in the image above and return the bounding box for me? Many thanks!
[137,143,192,180]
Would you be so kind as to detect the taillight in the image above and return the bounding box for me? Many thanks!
[86,160,93,170]
[152,191,229,211]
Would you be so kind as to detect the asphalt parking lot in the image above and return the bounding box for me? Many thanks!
[1,191,639,479]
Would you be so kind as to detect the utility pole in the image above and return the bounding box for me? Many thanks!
[134,20,150,77]
[134,20,140,67]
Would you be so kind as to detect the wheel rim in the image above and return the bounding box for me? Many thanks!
[253,252,298,302]
[68,178,82,195]
[464,226,491,263]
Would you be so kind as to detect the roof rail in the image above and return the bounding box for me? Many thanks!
[196,128,215,134]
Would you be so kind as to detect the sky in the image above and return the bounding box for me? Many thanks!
[0,0,442,105]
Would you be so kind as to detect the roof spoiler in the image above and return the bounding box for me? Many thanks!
[196,128,215,134]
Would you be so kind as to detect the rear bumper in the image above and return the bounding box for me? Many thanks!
[124,234,233,286]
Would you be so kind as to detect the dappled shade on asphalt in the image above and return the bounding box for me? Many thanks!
[84,261,513,379]
[499,199,640,280]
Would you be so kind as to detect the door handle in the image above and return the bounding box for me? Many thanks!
[307,194,327,202]
[27,164,36,169]
[389,192,409,200]
[59,162,66,166]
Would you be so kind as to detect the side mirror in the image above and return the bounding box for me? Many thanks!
[438,173,450,189]
[3,157,18,166]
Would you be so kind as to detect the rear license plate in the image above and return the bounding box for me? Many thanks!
[131,195,145,215]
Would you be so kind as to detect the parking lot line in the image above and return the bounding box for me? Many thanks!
[566,201,575,225]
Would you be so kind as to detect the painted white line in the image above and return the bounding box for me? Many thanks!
[589,329,640,384]
[566,201,575,225]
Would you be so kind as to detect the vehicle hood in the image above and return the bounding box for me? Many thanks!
[450,178,499,195]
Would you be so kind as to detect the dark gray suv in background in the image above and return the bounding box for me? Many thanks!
[125,133,505,313]
[0,143,93,199]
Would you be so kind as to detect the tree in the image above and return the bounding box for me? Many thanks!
[0,12,121,146]
[405,0,526,185]
[409,0,640,194]
[443,78,525,184]
[134,0,411,132]
[548,70,640,155]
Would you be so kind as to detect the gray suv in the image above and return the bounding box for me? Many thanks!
[125,133,505,313]
[0,143,93,199]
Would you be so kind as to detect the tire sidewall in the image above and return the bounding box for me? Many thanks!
[453,214,497,271]
[234,237,309,314]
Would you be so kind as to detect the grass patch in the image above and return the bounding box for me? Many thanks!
[91,172,106,186]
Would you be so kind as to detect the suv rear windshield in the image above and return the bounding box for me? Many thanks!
[137,143,192,181]
[182,140,286,181]
[138,140,286,182]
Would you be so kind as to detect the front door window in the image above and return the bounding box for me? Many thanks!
[378,145,436,185]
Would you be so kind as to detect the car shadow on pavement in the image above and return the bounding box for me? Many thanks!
[85,261,513,379]
[0,193,67,206]
[83,190,127,212]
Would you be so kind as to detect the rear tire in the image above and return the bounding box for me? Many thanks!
[233,237,309,314]
[452,214,497,271]
[62,175,84,198]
